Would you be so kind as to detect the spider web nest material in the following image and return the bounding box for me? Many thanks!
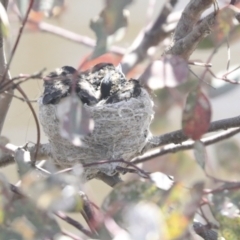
[39,65,154,180]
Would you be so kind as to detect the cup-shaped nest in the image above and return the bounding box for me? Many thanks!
[39,64,154,180]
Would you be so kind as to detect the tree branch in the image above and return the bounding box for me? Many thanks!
[55,211,97,239]
[173,0,214,42]
[2,115,240,168]
[121,0,178,74]
[134,127,240,164]
[166,0,217,60]
[27,19,125,56]
[167,13,216,59]
[144,115,240,151]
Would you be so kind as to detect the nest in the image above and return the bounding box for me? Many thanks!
[39,65,154,181]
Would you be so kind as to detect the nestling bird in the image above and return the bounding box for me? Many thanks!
[38,63,154,186]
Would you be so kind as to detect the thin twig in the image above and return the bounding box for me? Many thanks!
[207,68,240,85]
[0,68,45,92]
[55,211,97,239]
[83,159,150,179]
[188,61,212,67]
[15,86,40,163]
[27,19,125,56]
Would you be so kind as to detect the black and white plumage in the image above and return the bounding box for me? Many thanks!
[42,66,98,105]
[41,63,142,106]
[39,63,154,185]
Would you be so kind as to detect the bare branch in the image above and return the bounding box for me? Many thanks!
[28,19,125,56]
[55,211,97,239]
[121,0,178,74]
[134,128,240,164]
[15,86,40,163]
[0,68,45,92]
[144,115,240,151]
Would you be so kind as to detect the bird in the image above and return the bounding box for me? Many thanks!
[42,66,98,105]
[38,63,154,186]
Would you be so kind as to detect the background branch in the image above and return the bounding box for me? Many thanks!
[121,0,178,74]
[166,0,216,59]
[28,19,125,56]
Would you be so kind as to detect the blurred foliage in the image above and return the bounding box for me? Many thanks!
[210,187,240,239]
[0,226,23,240]
[2,0,240,239]
[102,179,204,240]
[215,140,240,178]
